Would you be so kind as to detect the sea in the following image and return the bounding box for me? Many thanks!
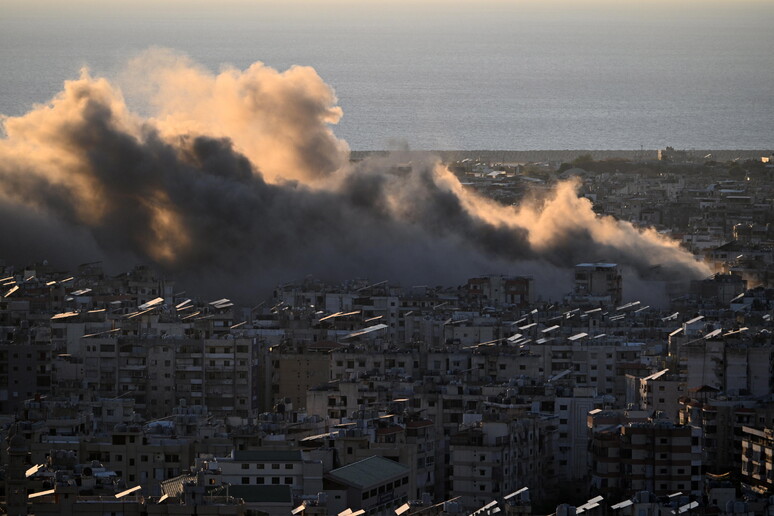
[1,1,773,152]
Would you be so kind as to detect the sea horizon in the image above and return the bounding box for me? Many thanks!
[2,1,773,151]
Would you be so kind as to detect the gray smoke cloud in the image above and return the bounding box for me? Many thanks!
[0,50,710,302]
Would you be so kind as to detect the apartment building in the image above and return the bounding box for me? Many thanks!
[448,418,556,511]
[741,426,774,494]
[215,449,323,496]
[589,414,703,498]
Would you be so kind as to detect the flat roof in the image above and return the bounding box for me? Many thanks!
[229,485,292,503]
[232,450,303,463]
[327,456,409,490]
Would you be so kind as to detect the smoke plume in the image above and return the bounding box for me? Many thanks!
[0,50,710,301]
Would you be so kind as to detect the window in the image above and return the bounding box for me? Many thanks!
[285,464,293,470]
[285,477,293,484]
[242,464,250,470]
[242,477,250,484]
[256,478,265,484]
[272,477,280,485]
[272,464,280,470]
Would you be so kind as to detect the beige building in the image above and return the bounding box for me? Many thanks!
[741,426,774,494]
[272,341,335,409]
[570,263,623,306]
[638,369,685,422]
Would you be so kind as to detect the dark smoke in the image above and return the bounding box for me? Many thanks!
[0,51,710,303]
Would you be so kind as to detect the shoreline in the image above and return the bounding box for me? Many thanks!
[350,149,770,163]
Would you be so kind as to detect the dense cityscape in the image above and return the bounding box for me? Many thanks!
[2,151,774,515]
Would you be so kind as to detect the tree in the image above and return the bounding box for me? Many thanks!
[572,154,594,167]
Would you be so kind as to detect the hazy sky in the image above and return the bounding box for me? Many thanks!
[2,0,772,149]
[4,0,772,17]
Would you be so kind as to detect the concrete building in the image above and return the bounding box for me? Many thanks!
[272,341,336,408]
[215,449,323,497]
[638,369,685,422]
[589,415,703,498]
[570,263,623,306]
[741,426,774,494]
[324,456,411,515]
[465,275,534,308]
[448,419,555,511]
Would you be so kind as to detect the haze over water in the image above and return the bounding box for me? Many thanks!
[1,0,773,151]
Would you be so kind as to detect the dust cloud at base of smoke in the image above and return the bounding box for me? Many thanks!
[0,50,710,303]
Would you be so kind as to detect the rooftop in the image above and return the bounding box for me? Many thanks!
[327,456,409,490]
[228,485,292,504]
[231,450,303,463]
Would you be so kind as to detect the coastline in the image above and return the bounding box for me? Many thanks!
[351,149,770,163]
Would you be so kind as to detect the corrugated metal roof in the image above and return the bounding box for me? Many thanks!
[327,456,409,489]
